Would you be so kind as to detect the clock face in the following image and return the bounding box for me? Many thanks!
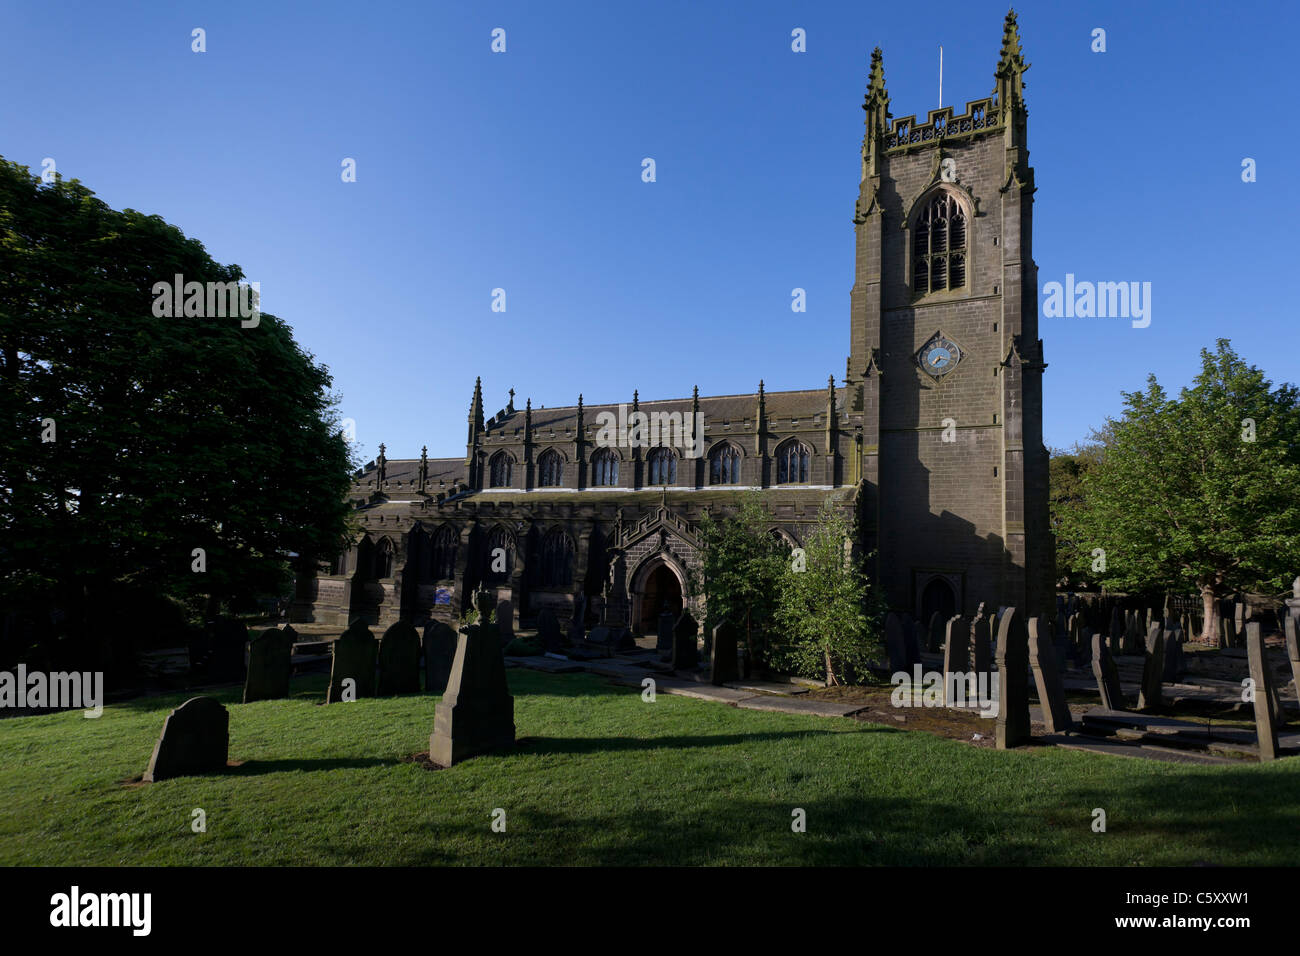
[916,332,964,378]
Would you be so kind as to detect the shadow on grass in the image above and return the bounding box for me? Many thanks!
[514,727,895,756]
[224,757,398,775]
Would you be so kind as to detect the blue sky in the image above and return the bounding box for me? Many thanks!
[4,0,1295,461]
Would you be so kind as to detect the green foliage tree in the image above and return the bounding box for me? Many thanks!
[773,499,880,685]
[1059,340,1300,644]
[0,158,356,674]
[693,491,787,672]
[1048,442,1104,586]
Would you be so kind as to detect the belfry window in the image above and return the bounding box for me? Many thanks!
[647,448,677,485]
[913,192,967,295]
[775,440,811,484]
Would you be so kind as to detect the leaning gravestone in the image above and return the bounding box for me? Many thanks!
[143,696,229,782]
[884,612,908,674]
[994,607,1031,749]
[942,615,969,706]
[672,610,699,671]
[971,608,992,684]
[1091,633,1125,710]
[1245,622,1279,761]
[496,599,514,648]
[656,610,676,655]
[377,619,421,695]
[710,619,740,686]
[1138,623,1165,712]
[429,621,515,766]
[423,620,458,694]
[1162,626,1184,682]
[326,620,377,703]
[927,612,945,654]
[537,608,564,654]
[207,617,248,683]
[1028,617,1072,734]
[243,627,295,703]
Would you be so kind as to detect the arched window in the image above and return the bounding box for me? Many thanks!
[432,525,458,580]
[591,448,619,487]
[709,443,741,485]
[484,525,514,582]
[489,451,513,488]
[537,448,563,487]
[913,192,967,295]
[776,440,811,484]
[375,538,394,578]
[647,447,676,485]
[540,528,574,588]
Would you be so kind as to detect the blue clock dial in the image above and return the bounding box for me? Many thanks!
[916,332,964,378]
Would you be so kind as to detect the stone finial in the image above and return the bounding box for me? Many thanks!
[507,387,515,413]
[994,8,1030,109]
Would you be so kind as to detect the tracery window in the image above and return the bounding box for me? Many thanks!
[540,529,574,588]
[489,451,513,488]
[431,525,458,580]
[775,440,811,484]
[709,443,741,485]
[484,525,514,581]
[592,448,619,486]
[537,449,562,487]
[647,447,677,485]
[913,192,967,295]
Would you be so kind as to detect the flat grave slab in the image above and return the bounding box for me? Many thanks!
[735,696,866,718]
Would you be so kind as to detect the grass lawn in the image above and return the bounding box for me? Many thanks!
[1,669,1296,866]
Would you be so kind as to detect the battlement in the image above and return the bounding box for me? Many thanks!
[885,96,1002,152]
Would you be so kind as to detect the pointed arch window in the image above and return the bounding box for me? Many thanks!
[647,448,677,485]
[484,525,514,582]
[537,449,563,487]
[709,443,741,485]
[913,192,967,295]
[489,451,513,488]
[375,538,395,578]
[432,525,459,580]
[540,528,574,588]
[592,448,619,487]
[775,440,811,484]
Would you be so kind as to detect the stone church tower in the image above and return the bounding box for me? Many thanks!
[845,10,1053,622]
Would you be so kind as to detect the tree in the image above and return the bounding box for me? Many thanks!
[773,499,881,685]
[0,157,355,675]
[1049,442,1104,586]
[693,492,787,672]
[1059,340,1300,644]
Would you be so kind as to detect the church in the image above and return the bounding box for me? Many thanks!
[296,11,1053,637]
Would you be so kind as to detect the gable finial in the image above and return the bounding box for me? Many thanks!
[995,9,1030,106]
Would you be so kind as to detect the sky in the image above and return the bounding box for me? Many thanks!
[4,0,1296,463]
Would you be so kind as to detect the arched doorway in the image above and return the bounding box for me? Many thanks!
[631,557,685,635]
[919,577,956,626]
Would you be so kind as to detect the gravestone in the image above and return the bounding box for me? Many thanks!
[207,617,248,683]
[423,620,458,694]
[1028,617,1072,733]
[656,610,676,655]
[1091,634,1125,710]
[537,608,564,653]
[1233,603,1247,647]
[429,622,516,766]
[143,696,229,782]
[672,610,699,671]
[942,615,969,706]
[377,619,421,695]
[927,612,945,654]
[1108,606,1123,656]
[326,620,377,703]
[496,599,515,648]
[906,619,924,669]
[1285,615,1300,699]
[971,609,992,684]
[1124,611,1143,655]
[994,608,1031,749]
[1245,622,1279,761]
[566,608,585,645]
[1162,626,1184,682]
[1080,625,1094,665]
[884,612,908,674]
[1137,623,1164,711]
[710,619,740,686]
[243,627,295,703]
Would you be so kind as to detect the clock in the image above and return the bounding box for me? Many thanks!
[916,332,964,378]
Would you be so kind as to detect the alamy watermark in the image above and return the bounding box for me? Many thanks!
[0,665,103,717]
[152,274,260,328]
[592,403,704,458]
[891,665,999,718]
[1041,274,1151,328]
